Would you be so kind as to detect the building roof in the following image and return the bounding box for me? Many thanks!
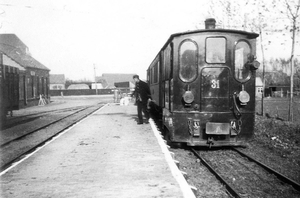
[67,84,90,89]
[0,34,28,52]
[97,73,137,88]
[114,81,135,88]
[2,53,26,71]
[94,76,108,88]
[0,34,50,71]
[50,74,65,84]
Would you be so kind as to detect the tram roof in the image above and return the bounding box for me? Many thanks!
[170,28,259,40]
[162,28,259,50]
[148,28,259,69]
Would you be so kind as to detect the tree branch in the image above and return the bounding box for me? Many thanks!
[285,0,296,19]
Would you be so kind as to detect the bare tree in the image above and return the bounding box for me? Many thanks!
[205,0,300,119]
[284,0,300,122]
[206,0,276,116]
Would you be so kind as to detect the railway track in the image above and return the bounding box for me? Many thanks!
[1,107,88,147]
[2,105,94,130]
[191,148,300,198]
[232,148,300,192]
[0,104,105,173]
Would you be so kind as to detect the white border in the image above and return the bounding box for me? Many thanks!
[149,119,196,198]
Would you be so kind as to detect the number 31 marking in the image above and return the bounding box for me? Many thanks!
[211,79,220,89]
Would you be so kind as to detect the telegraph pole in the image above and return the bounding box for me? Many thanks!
[94,64,98,95]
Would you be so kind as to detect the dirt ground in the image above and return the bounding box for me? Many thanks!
[245,115,300,183]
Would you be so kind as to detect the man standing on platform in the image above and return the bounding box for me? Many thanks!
[133,75,151,124]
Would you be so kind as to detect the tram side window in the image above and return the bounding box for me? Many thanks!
[234,41,251,80]
[206,37,226,63]
[150,66,154,84]
[179,40,198,82]
[164,46,171,80]
[147,70,150,84]
[154,62,158,83]
[150,61,159,84]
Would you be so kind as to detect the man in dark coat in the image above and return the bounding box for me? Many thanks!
[133,75,151,124]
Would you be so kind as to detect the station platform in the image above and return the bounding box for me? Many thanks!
[0,103,195,198]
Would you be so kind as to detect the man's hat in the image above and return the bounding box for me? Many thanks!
[133,74,139,79]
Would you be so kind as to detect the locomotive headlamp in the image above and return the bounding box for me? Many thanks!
[238,90,250,104]
[249,60,260,70]
[246,55,260,71]
[183,90,194,104]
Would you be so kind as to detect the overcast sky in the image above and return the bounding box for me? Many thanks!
[0,0,211,80]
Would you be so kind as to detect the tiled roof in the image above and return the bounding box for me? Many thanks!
[67,84,90,89]
[0,34,50,71]
[99,73,137,88]
[95,76,108,88]
[0,34,27,52]
[114,81,135,88]
[50,74,65,84]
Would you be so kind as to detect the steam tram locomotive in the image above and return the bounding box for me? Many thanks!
[147,19,260,147]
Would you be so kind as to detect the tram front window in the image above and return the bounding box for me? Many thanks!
[234,41,251,81]
[179,40,198,82]
[206,37,226,64]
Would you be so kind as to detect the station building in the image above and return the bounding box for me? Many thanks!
[0,34,50,108]
[49,74,66,90]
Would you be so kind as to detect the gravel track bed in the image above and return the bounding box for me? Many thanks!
[169,148,229,198]
[201,149,300,198]
[165,111,300,197]
[171,147,300,198]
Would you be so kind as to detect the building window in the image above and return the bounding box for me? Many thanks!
[257,87,263,93]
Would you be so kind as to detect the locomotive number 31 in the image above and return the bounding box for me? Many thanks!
[211,79,220,89]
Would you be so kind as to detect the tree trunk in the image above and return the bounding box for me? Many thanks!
[259,27,266,116]
[288,0,300,122]
[289,22,296,122]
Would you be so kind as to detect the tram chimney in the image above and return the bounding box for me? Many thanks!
[205,18,216,29]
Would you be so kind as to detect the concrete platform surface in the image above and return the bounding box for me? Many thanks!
[0,104,191,198]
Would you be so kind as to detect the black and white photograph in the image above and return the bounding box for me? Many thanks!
[0,0,299,197]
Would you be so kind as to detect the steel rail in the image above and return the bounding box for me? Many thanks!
[0,105,103,172]
[191,148,241,198]
[0,107,89,147]
[2,106,90,131]
[232,147,300,191]
[5,105,91,121]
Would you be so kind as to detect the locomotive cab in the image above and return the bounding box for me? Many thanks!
[148,19,259,147]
